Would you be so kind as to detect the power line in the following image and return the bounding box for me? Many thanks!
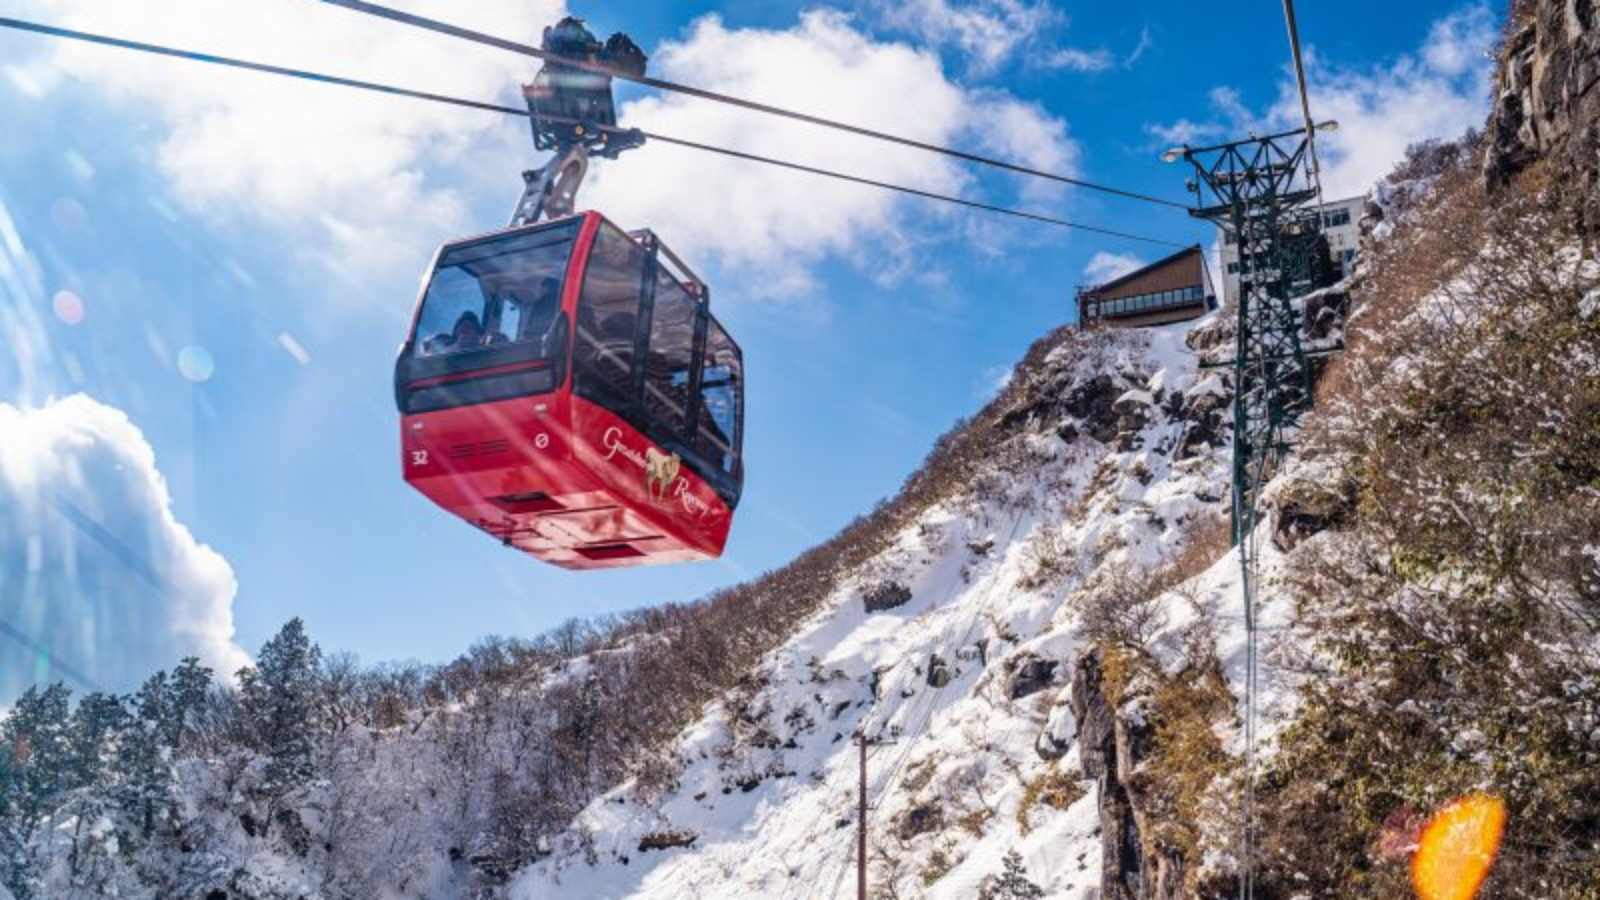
[0,16,1185,248]
[315,0,1191,211]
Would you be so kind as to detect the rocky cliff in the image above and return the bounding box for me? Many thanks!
[1486,0,1600,227]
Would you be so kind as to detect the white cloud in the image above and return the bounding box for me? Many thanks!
[1124,26,1153,68]
[584,11,1079,296]
[16,2,1076,300]
[973,91,1081,207]
[1286,4,1495,197]
[1422,6,1494,77]
[875,0,1060,73]
[1144,4,1494,198]
[873,0,1128,76]
[0,395,250,704]
[17,0,567,279]
[1145,118,1221,149]
[1084,250,1143,284]
[1043,47,1114,73]
[1144,87,1258,149]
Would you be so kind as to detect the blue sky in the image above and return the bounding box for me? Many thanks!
[0,0,1496,693]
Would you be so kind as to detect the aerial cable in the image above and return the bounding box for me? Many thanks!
[1229,11,1325,900]
[652,132,1186,245]
[1281,0,1325,205]
[0,17,1186,247]
[314,0,1191,211]
[874,510,1028,804]
[0,17,524,116]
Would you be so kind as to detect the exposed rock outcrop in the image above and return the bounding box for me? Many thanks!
[1068,650,1186,900]
[862,580,912,613]
[1263,455,1358,551]
[637,829,697,852]
[1004,652,1059,700]
[1486,0,1600,229]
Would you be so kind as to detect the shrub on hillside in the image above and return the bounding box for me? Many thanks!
[1261,138,1600,898]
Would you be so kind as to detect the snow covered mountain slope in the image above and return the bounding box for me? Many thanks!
[507,319,1268,899]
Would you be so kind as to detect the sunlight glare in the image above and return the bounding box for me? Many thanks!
[1412,793,1506,900]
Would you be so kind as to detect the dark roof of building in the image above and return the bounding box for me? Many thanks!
[1085,243,1204,296]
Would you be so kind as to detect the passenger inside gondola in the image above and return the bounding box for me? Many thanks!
[450,311,484,351]
[413,226,576,360]
[520,277,562,347]
[422,310,484,355]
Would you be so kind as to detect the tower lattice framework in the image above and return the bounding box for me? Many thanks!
[1179,129,1323,555]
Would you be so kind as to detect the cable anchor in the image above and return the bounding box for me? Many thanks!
[510,17,646,227]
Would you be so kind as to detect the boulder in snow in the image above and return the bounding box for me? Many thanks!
[863,580,913,613]
[638,829,698,852]
[1004,652,1060,700]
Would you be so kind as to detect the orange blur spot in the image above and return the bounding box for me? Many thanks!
[1411,794,1506,900]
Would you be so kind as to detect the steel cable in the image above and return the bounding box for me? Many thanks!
[0,16,1185,247]
[315,0,1191,210]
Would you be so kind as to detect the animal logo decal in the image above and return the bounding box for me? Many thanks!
[601,426,708,515]
[644,447,682,502]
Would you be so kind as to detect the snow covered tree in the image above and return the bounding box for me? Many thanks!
[68,692,129,791]
[57,692,128,887]
[237,618,323,800]
[0,683,74,899]
[978,850,1044,900]
[317,651,363,734]
[118,672,173,837]
[167,656,214,750]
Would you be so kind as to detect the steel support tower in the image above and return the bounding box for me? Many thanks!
[1170,127,1325,899]
[1173,128,1321,551]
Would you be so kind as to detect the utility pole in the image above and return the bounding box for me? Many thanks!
[857,732,867,900]
[849,731,897,900]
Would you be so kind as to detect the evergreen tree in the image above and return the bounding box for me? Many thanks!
[978,850,1045,900]
[167,656,214,751]
[118,672,173,837]
[67,692,129,791]
[59,693,127,887]
[238,618,323,799]
[0,685,75,816]
[0,683,74,899]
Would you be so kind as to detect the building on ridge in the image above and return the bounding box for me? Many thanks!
[1076,244,1214,328]
[1217,195,1363,308]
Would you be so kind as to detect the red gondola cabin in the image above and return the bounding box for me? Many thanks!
[394,212,743,569]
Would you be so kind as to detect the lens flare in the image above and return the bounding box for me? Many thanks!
[177,345,215,383]
[52,289,85,325]
[1412,793,1506,900]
